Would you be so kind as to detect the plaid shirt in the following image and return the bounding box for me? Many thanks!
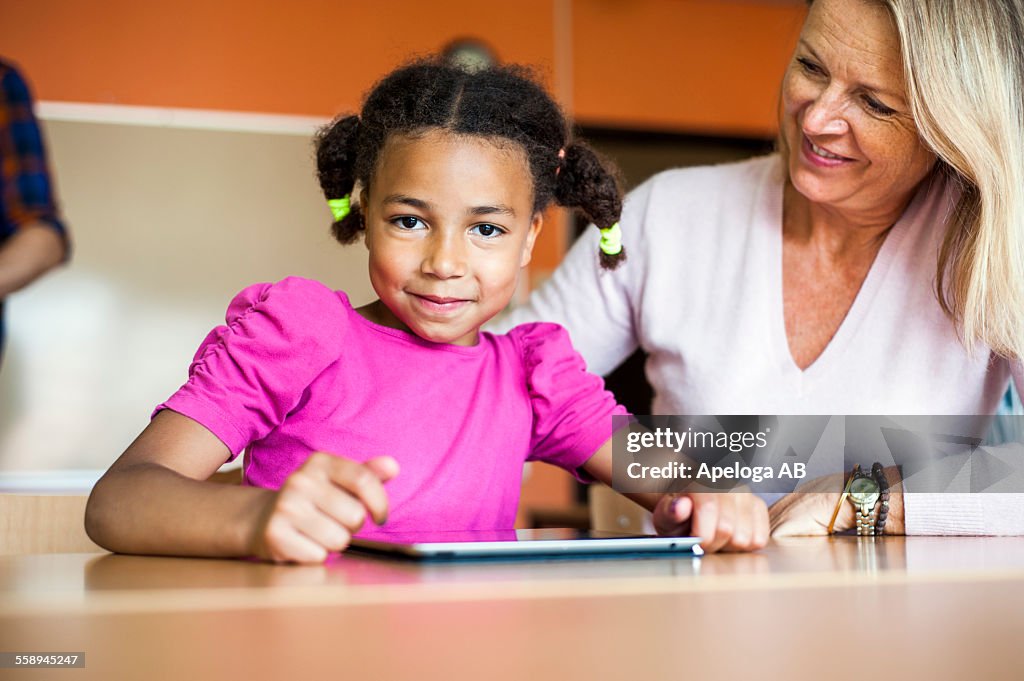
[0,59,68,352]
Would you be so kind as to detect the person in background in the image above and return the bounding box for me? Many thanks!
[0,58,69,364]
[495,0,1024,536]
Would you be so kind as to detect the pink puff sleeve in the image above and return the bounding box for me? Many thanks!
[153,277,347,459]
[513,322,629,475]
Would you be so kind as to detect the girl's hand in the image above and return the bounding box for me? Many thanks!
[249,453,399,564]
[652,492,770,553]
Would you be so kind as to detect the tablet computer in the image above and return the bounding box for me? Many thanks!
[348,528,703,560]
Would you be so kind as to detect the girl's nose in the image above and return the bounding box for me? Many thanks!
[801,87,850,137]
[422,232,467,279]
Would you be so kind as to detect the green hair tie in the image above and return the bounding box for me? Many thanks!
[327,195,351,222]
[599,222,622,256]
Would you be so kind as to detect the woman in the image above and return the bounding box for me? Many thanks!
[495,0,1024,536]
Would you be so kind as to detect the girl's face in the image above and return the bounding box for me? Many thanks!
[780,0,936,219]
[359,129,542,346]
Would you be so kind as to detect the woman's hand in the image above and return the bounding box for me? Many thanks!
[652,492,770,552]
[249,453,399,564]
[769,472,905,537]
[769,473,846,537]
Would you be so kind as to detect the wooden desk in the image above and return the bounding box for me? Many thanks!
[1,538,1023,680]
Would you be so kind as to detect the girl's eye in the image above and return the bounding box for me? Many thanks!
[394,216,425,230]
[796,57,823,76]
[471,223,504,238]
[863,95,896,117]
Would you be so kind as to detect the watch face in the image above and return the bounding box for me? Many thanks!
[849,476,880,505]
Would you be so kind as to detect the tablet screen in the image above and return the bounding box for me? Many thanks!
[349,528,702,559]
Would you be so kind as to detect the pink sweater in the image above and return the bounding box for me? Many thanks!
[156,277,626,534]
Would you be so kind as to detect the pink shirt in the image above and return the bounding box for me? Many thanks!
[156,277,626,533]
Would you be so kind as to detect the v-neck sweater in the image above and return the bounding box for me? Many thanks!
[495,155,1024,535]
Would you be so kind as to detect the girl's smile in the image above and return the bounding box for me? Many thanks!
[408,293,472,316]
[356,129,542,346]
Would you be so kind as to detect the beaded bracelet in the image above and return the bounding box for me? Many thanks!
[871,462,889,535]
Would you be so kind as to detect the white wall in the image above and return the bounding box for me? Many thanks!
[0,117,375,471]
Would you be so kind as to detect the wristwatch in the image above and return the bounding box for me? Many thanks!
[827,463,890,536]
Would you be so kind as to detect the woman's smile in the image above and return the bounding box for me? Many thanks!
[801,134,855,168]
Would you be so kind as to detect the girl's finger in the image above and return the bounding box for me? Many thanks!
[672,495,694,525]
[313,487,370,533]
[262,520,331,564]
[690,496,722,552]
[653,494,692,535]
[753,499,771,549]
[321,457,391,525]
[289,506,352,554]
[365,456,400,482]
[728,499,753,551]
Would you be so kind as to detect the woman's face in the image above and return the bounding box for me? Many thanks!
[781,0,937,219]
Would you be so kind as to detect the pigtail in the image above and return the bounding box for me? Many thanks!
[554,142,626,270]
[315,115,364,244]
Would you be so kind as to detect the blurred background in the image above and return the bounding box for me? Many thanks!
[0,0,805,523]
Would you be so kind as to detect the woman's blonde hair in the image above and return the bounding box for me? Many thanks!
[791,0,1024,359]
[884,0,1024,360]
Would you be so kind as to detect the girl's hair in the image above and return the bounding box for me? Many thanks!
[881,0,1024,361]
[315,58,625,269]
[788,0,1024,359]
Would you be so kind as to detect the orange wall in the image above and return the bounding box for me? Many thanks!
[0,0,558,115]
[1,0,805,136]
[573,1,806,136]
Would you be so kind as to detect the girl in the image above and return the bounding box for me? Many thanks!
[85,59,767,563]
